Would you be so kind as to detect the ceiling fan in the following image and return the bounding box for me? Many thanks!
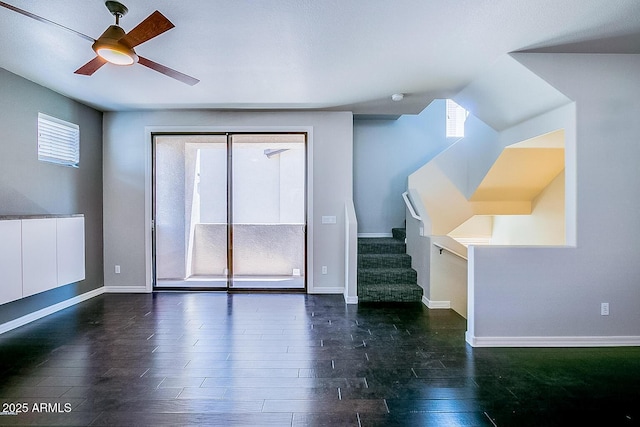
[0,1,199,86]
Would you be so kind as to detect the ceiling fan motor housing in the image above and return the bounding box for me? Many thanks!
[92,25,138,65]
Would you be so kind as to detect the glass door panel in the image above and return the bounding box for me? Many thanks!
[230,134,306,289]
[154,135,228,288]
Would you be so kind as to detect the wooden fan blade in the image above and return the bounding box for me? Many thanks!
[138,56,199,86]
[120,10,174,48]
[0,1,94,42]
[74,56,108,76]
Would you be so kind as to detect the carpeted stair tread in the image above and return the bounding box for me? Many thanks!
[358,253,412,269]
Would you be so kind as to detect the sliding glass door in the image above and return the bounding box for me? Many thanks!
[153,133,306,290]
[230,134,306,289]
[154,135,229,288]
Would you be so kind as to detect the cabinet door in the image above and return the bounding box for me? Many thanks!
[57,217,85,285]
[0,220,23,305]
[22,218,58,297]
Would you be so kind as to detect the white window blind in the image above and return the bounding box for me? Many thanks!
[446,99,468,138]
[38,113,79,167]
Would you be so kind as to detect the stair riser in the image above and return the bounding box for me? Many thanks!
[391,228,406,241]
[358,286,423,303]
[358,242,406,254]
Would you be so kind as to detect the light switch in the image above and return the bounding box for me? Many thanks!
[322,216,337,224]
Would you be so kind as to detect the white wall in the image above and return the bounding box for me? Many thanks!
[0,68,103,325]
[103,110,352,293]
[353,100,454,234]
[430,236,468,318]
[468,53,640,346]
[435,113,500,199]
[491,171,565,246]
[498,103,577,246]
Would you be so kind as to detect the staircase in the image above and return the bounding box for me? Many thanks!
[357,228,423,303]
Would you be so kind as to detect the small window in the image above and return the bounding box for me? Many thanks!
[446,99,468,138]
[38,113,79,168]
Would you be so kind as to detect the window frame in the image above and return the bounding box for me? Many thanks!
[37,113,80,168]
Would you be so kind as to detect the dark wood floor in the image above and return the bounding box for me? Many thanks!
[0,293,639,426]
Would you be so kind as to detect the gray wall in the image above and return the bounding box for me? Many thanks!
[353,99,454,234]
[102,110,353,292]
[468,53,640,344]
[0,68,103,324]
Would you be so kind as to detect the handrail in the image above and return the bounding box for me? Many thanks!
[433,242,468,260]
[402,191,421,221]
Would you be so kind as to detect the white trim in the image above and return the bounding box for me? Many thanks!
[358,233,393,238]
[104,286,149,293]
[144,125,314,294]
[344,199,358,305]
[466,332,640,348]
[0,287,105,335]
[305,128,314,294]
[422,295,451,309]
[309,286,344,295]
[144,129,153,293]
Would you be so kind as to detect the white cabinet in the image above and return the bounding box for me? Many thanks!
[57,217,85,286]
[0,216,85,304]
[22,218,58,298]
[0,220,23,305]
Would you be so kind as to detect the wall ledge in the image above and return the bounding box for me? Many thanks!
[0,286,104,335]
[466,332,640,347]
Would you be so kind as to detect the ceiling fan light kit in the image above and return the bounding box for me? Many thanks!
[93,25,138,65]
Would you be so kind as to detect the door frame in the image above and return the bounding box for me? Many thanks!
[144,126,314,293]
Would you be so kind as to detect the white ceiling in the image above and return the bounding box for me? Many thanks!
[1,0,639,116]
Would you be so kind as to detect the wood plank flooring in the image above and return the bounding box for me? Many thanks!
[0,293,639,426]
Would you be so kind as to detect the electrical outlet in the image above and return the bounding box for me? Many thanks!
[601,302,609,316]
[115,265,121,274]
[322,266,328,274]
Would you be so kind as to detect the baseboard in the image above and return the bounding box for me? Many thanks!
[0,286,105,335]
[422,295,451,309]
[466,332,640,347]
[308,286,344,295]
[104,286,150,293]
[343,294,358,304]
[358,233,393,238]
